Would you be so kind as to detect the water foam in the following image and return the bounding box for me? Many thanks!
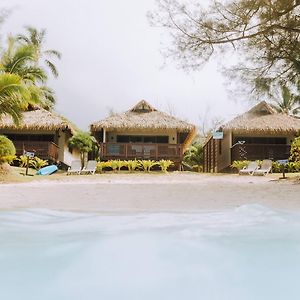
[0,205,300,300]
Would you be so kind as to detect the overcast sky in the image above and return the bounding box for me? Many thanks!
[1,0,250,130]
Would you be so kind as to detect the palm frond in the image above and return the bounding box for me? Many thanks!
[44,49,62,59]
[45,59,59,77]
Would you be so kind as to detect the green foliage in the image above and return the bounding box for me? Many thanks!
[230,160,251,171]
[139,160,158,172]
[0,73,31,124]
[68,132,96,168]
[115,160,128,172]
[184,143,203,172]
[96,161,109,173]
[0,135,16,164]
[18,155,33,168]
[271,86,300,116]
[127,160,140,172]
[290,137,300,162]
[158,159,174,173]
[151,0,300,97]
[30,157,48,170]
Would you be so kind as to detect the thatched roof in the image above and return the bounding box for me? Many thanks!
[0,108,75,133]
[90,100,195,132]
[223,101,300,133]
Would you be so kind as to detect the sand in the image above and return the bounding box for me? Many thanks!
[0,172,299,213]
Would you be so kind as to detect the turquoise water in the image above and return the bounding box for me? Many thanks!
[1,205,300,300]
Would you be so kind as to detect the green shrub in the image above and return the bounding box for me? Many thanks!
[0,135,16,164]
[96,161,108,173]
[183,143,203,172]
[115,160,128,172]
[158,159,174,172]
[127,160,140,172]
[30,157,48,170]
[230,160,250,171]
[139,160,158,172]
[18,155,31,167]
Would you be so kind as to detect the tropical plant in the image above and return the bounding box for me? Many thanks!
[271,86,300,116]
[127,160,140,172]
[0,135,16,164]
[17,26,61,78]
[68,132,96,168]
[158,159,174,173]
[115,160,128,172]
[184,143,204,172]
[30,157,48,170]
[139,160,158,172]
[96,161,109,173]
[290,137,300,162]
[230,160,250,171]
[0,38,56,110]
[18,155,33,168]
[0,73,31,124]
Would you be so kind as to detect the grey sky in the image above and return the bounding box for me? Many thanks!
[1,0,249,130]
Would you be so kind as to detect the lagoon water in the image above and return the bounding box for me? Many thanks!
[1,205,300,300]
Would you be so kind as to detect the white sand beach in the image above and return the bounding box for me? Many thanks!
[0,173,299,213]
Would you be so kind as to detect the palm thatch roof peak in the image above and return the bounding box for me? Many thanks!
[129,100,157,113]
[91,100,195,132]
[0,108,76,133]
[223,101,300,133]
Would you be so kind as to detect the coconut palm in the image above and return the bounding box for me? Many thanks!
[0,38,56,109]
[0,73,30,124]
[17,26,61,78]
[0,37,47,84]
[271,86,300,116]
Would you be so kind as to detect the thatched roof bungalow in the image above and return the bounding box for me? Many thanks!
[203,101,300,172]
[0,107,79,165]
[90,100,196,162]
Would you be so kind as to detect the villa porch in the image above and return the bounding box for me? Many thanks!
[231,144,291,162]
[13,141,59,161]
[100,142,183,161]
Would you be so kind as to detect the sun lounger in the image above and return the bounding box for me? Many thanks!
[253,159,272,176]
[239,161,258,175]
[67,160,82,175]
[81,160,97,175]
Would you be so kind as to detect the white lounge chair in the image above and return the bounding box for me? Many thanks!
[239,161,259,175]
[67,160,82,175]
[253,159,272,176]
[81,160,97,175]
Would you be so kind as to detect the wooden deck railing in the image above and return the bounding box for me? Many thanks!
[100,143,183,161]
[231,144,291,161]
[13,141,59,161]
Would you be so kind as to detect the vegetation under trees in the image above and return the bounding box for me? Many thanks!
[150,0,300,97]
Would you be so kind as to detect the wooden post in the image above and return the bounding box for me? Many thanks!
[103,129,106,143]
[25,156,29,176]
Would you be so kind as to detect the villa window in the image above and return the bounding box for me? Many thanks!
[233,137,287,145]
[116,135,169,143]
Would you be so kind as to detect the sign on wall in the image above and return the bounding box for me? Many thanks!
[213,131,224,140]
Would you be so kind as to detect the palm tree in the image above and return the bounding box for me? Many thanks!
[17,26,61,78]
[183,143,204,172]
[0,37,55,109]
[0,73,30,124]
[271,86,300,116]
